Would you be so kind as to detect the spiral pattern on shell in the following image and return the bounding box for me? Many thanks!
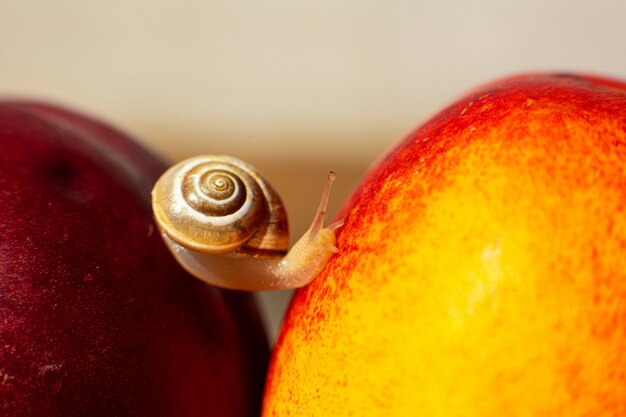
[152,156,271,254]
[182,165,248,217]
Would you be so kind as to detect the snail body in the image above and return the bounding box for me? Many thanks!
[152,155,341,290]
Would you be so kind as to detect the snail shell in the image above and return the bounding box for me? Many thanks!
[152,155,289,256]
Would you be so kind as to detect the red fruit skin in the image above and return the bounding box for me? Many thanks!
[0,102,268,417]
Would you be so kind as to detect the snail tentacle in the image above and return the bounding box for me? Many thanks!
[152,156,340,290]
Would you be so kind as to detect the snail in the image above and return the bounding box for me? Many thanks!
[151,155,343,290]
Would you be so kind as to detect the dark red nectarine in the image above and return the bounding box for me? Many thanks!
[0,102,268,417]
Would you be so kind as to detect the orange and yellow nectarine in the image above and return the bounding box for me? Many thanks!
[263,74,626,416]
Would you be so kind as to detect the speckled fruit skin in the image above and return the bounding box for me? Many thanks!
[0,102,268,417]
[263,74,626,416]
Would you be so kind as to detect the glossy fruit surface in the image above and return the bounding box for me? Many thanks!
[263,74,626,416]
[0,102,268,417]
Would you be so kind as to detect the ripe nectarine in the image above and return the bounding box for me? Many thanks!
[263,74,626,416]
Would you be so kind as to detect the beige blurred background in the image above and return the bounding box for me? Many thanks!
[2,0,625,341]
